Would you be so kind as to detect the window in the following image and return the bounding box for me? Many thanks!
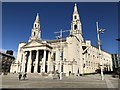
[89,61,90,66]
[35,24,36,27]
[74,25,77,30]
[74,16,77,19]
[60,51,63,60]
[86,61,88,66]
[53,65,55,72]
[53,52,56,61]
[34,32,35,36]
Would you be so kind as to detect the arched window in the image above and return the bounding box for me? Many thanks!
[35,24,36,27]
[74,16,77,19]
[89,61,90,66]
[34,32,36,36]
[86,61,88,66]
[74,25,77,30]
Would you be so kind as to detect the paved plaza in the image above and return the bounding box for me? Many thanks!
[0,73,119,89]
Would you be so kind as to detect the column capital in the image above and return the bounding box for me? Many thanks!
[44,49,47,51]
[36,49,39,51]
[23,51,26,53]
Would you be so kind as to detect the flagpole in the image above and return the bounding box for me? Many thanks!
[96,21,104,80]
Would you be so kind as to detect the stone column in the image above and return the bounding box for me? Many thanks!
[17,53,22,73]
[55,48,59,71]
[21,52,26,73]
[42,50,46,72]
[65,64,69,76]
[47,51,51,72]
[34,50,39,73]
[27,51,32,73]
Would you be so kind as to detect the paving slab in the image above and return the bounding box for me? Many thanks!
[0,74,119,89]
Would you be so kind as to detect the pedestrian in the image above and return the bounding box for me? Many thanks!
[58,74,60,79]
[23,73,27,80]
[18,73,22,80]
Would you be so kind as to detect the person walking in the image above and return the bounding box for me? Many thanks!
[18,73,22,80]
[23,73,27,80]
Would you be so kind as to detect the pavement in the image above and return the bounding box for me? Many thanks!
[0,73,119,89]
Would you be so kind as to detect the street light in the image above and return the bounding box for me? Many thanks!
[96,21,105,80]
[54,29,70,80]
[54,29,63,80]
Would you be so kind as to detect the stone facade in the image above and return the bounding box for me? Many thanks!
[112,54,120,70]
[10,4,113,76]
[0,51,15,74]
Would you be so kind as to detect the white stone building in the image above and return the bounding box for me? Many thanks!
[10,4,113,76]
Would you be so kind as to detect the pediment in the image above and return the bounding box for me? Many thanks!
[23,40,42,48]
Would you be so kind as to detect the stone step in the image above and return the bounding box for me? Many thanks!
[1,73,18,78]
[2,72,66,80]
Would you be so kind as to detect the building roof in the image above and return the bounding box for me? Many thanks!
[22,39,53,49]
[91,44,111,55]
[0,51,15,59]
[47,38,66,43]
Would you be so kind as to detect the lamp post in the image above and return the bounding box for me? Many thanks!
[59,29,62,80]
[96,21,105,80]
[54,29,70,80]
[54,29,63,80]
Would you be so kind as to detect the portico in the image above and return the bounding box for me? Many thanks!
[20,44,52,74]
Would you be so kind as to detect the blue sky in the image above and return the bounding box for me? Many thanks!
[2,2,118,57]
